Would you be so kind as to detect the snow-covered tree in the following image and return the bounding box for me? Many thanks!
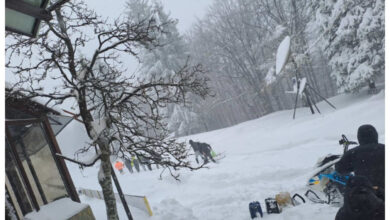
[135,2,188,78]
[167,105,201,136]
[312,0,384,92]
[184,0,336,132]
[131,0,202,136]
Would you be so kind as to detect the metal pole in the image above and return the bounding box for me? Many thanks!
[291,57,302,119]
[293,90,299,119]
[110,165,133,220]
[307,84,337,109]
[304,90,315,114]
[312,99,321,114]
[305,88,320,114]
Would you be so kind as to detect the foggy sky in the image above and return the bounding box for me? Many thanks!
[85,0,212,33]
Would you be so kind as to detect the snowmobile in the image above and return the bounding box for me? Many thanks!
[247,135,357,219]
[306,135,357,206]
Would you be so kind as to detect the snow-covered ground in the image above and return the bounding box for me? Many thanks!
[57,89,384,220]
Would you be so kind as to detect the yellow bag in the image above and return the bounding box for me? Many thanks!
[275,192,292,208]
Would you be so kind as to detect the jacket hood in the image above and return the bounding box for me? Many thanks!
[357,124,378,145]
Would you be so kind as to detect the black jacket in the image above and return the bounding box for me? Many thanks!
[335,125,384,188]
[335,143,384,188]
[335,176,384,220]
[189,141,200,152]
[190,141,211,155]
[198,143,212,155]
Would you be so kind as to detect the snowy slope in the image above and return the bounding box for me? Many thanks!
[56,89,384,220]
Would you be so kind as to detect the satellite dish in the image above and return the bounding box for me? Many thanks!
[275,36,291,75]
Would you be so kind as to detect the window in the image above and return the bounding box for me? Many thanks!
[5,99,80,218]
[5,118,78,219]
[5,140,33,216]
[7,122,69,204]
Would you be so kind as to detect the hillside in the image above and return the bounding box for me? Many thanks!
[57,89,385,220]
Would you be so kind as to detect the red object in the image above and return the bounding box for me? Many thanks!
[115,161,124,170]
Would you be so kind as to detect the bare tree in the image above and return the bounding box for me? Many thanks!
[182,0,337,133]
[5,1,210,219]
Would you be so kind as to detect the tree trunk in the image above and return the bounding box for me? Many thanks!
[77,94,119,219]
[97,138,119,220]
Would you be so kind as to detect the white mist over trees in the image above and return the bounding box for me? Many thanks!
[133,0,202,137]
[174,0,333,134]
[162,0,384,136]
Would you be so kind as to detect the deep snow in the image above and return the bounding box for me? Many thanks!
[25,198,88,220]
[56,89,384,220]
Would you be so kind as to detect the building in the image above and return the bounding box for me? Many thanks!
[5,91,95,219]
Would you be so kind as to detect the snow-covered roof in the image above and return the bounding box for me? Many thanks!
[6,86,63,116]
[30,96,64,115]
[6,87,75,136]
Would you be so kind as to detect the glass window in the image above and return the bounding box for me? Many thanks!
[5,8,36,35]
[7,122,69,204]
[5,141,33,216]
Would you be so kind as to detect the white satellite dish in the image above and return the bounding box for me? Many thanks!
[275,36,291,75]
[272,36,336,120]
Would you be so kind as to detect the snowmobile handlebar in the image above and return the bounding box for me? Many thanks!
[339,134,358,145]
[339,134,358,153]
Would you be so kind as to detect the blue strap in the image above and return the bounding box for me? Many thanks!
[318,172,350,186]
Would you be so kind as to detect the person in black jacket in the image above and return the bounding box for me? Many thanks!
[335,124,384,189]
[335,175,384,220]
[189,140,201,164]
[198,142,216,163]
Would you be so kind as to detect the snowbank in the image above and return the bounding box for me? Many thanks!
[24,198,88,220]
[57,90,384,219]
